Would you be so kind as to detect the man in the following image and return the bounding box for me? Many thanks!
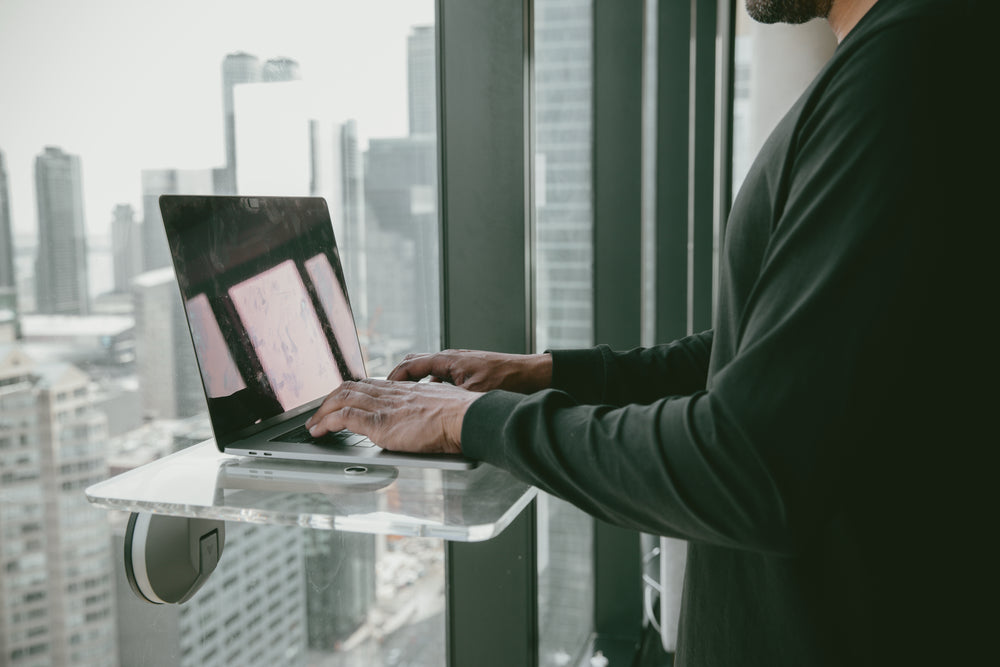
[308,0,993,664]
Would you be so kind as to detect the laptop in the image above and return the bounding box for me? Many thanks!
[159,194,477,470]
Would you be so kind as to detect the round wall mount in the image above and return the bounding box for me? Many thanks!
[124,512,226,605]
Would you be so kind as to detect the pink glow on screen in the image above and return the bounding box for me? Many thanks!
[186,293,247,398]
[305,253,366,379]
[229,260,343,410]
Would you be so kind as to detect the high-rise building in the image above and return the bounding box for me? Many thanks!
[0,150,19,337]
[0,344,118,666]
[33,146,90,316]
[407,26,436,136]
[339,121,368,329]
[0,150,15,291]
[220,53,300,195]
[140,168,214,273]
[132,267,202,420]
[220,52,262,194]
[113,520,308,667]
[534,1,593,350]
[363,135,439,361]
[0,345,46,666]
[110,203,141,293]
[34,357,117,666]
[360,26,440,370]
[261,56,301,83]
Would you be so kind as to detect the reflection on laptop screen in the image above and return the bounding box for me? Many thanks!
[161,196,365,445]
[229,260,341,410]
[305,253,366,378]
[186,293,247,398]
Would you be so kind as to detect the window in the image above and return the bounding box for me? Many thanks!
[730,8,835,197]
[1,1,444,665]
[533,1,596,664]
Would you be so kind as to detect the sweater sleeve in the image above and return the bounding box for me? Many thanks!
[462,25,946,554]
[548,331,714,406]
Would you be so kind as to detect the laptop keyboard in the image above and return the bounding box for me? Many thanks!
[272,424,373,448]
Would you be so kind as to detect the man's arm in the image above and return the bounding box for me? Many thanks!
[308,11,975,554]
[386,330,714,405]
[548,331,714,406]
[462,24,946,552]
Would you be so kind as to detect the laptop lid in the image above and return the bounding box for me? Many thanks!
[159,195,366,449]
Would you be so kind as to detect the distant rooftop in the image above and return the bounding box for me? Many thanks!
[21,314,134,338]
[132,266,176,287]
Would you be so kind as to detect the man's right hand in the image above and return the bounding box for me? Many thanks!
[387,349,553,394]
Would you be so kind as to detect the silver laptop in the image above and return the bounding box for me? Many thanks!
[159,194,476,470]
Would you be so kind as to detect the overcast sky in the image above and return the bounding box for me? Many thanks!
[0,0,434,241]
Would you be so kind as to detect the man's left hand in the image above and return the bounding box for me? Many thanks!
[305,378,482,455]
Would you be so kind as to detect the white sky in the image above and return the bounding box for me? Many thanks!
[0,0,434,240]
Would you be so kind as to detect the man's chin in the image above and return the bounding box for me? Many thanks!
[745,0,832,25]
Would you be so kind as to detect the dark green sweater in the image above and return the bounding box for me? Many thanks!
[463,1,994,664]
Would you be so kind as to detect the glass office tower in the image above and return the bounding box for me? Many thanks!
[33,147,90,316]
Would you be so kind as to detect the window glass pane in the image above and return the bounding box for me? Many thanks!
[0,1,441,665]
[534,0,594,353]
[533,1,595,665]
[731,9,835,197]
[112,523,445,667]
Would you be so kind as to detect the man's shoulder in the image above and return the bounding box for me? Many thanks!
[803,0,979,138]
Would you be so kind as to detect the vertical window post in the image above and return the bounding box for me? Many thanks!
[438,1,538,665]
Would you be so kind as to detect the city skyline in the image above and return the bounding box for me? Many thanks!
[0,0,434,242]
[1,5,448,662]
[0,1,606,664]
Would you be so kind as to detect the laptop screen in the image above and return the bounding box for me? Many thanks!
[159,195,366,445]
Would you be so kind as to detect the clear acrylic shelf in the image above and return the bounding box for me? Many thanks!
[86,441,536,542]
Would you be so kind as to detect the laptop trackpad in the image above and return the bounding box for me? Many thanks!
[270,424,371,448]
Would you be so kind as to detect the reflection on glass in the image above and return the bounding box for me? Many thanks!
[229,260,341,411]
[305,253,366,380]
[186,293,247,398]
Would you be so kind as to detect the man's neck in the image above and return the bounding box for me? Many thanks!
[828,0,879,42]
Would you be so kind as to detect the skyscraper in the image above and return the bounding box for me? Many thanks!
[110,203,141,293]
[534,1,593,350]
[0,345,46,666]
[363,135,439,360]
[140,167,214,273]
[220,52,262,194]
[132,267,203,420]
[34,358,117,666]
[362,26,440,369]
[339,120,368,329]
[407,26,436,136]
[0,149,15,290]
[0,344,118,666]
[33,146,90,316]
[262,56,301,82]
[113,521,308,667]
[0,150,18,336]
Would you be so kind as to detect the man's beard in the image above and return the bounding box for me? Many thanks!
[745,0,833,24]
